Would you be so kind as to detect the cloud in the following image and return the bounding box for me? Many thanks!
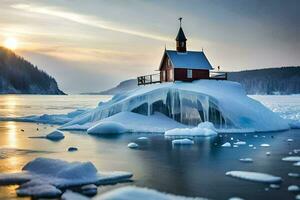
[11,3,171,42]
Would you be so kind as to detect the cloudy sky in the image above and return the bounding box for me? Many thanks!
[1,0,299,93]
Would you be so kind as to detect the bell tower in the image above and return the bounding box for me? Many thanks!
[176,17,187,52]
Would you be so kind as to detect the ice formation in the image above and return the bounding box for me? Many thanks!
[288,185,299,192]
[172,138,194,145]
[87,121,128,135]
[226,171,282,183]
[46,130,65,141]
[97,186,208,200]
[239,158,253,163]
[60,81,289,133]
[234,141,246,145]
[165,122,217,137]
[282,156,300,162]
[0,157,132,198]
[128,142,139,149]
[222,142,231,147]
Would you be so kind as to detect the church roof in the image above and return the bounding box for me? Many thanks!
[176,27,187,41]
[165,50,213,70]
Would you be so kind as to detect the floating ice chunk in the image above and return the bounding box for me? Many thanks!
[81,184,97,196]
[172,139,194,145]
[87,121,128,135]
[288,185,299,192]
[234,141,246,145]
[68,147,78,152]
[260,144,270,147]
[165,122,217,137]
[222,142,231,147]
[228,197,244,200]
[296,194,300,200]
[230,137,234,141]
[287,139,294,142]
[61,190,89,200]
[138,137,149,140]
[239,158,253,163]
[294,149,300,154]
[248,144,253,147]
[266,152,271,156]
[288,173,299,178]
[17,183,62,198]
[45,130,65,141]
[0,157,132,198]
[282,156,300,162]
[97,186,208,200]
[128,143,139,149]
[294,161,300,166]
[233,145,238,148]
[269,184,280,189]
[226,171,282,183]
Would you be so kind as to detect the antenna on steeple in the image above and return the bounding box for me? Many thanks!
[178,17,183,27]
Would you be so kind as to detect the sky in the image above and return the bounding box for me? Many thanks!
[0,0,299,93]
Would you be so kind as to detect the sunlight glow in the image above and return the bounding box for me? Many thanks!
[4,37,18,50]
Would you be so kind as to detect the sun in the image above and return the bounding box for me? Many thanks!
[4,37,18,50]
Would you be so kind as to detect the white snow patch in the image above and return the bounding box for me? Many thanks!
[87,121,128,135]
[45,130,65,141]
[282,156,300,162]
[0,157,132,198]
[226,171,282,183]
[165,122,217,137]
[128,143,139,149]
[266,152,271,156]
[96,186,208,200]
[287,138,294,142]
[234,141,246,145]
[172,139,194,145]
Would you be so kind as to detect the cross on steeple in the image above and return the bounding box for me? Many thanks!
[178,17,182,27]
[176,17,187,52]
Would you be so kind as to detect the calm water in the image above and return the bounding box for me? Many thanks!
[0,95,299,200]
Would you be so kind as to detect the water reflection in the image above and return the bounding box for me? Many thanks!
[5,121,18,148]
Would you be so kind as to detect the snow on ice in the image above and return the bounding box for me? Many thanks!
[288,185,300,192]
[239,158,253,163]
[87,121,128,135]
[165,122,217,137]
[222,142,231,147]
[282,156,300,162]
[128,142,139,149]
[0,157,132,198]
[226,171,282,183]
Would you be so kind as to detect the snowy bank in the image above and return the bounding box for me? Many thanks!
[165,122,217,137]
[60,80,289,133]
[97,186,208,200]
[0,157,132,198]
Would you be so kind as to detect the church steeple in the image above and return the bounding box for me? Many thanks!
[176,17,187,52]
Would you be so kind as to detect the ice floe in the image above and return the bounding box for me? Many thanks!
[288,173,299,178]
[234,141,246,145]
[165,122,217,137]
[137,136,149,140]
[269,184,280,189]
[46,130,65,141]
[96,186,208,200]
[288,185,299,192]
[128,142,139,149]
[226,171,282,183]
[239,158,253,163]
[260,144,270,147]
[222,142,231,147]
[172,138,194,145]
[294,161,300,166]
[0,157,132,198]
[87,121,128,135]
[282,156,300,162]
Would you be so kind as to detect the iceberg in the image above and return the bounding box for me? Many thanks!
[0,157,132,198]
[60,81,289,133]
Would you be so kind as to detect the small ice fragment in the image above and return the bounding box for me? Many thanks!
[266,152,271,156]
[228,197,244,200]
[293,149,300,154]
[265,187,269,191]
[172,139,194,145]
[248,144,253,147]
[45,130,65,141]
[296,194,300,200]
[68,147,78,152]
[233,145,238,148]
[260,144,270,147]
[289,152,293,155]
[253,147,257,150]
[128,143,139,148]
[288,173,299,178]
[254,135,258,138]
[288,185,299,192]
[230,137,234,141]
[294,161,300,166]
[234,141,246,145]
[282,156,300,162]
[270,184,280,189]
[137,137,149,140]
[262,136,266,138]
[226,171,282,183]
[165,122,217,137]
[222,142,231,147]
[287,139,293,142]
[239,158,253,163]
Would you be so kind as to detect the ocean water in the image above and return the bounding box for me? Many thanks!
[0,95,299,200]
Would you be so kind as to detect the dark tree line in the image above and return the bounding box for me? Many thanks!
[228,67,300,94]
[0,47,64,94]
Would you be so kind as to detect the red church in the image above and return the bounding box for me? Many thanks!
[138,18,226,85]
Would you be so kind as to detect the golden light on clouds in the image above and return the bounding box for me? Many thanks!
[4,37,18,50]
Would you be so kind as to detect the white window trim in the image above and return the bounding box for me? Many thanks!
[187,69,193,78]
